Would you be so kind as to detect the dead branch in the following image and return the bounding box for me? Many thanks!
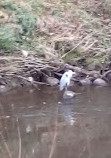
[16,118,21,158]
[0,132,12,158]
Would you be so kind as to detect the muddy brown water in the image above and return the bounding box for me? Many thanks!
[0,85,111,158]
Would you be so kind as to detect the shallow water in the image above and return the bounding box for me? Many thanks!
[0,85,111,158]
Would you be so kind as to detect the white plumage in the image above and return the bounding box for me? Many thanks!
[59,70,75,91]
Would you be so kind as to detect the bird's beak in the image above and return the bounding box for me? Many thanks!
[72,72,76,76]
[72,72,78,78]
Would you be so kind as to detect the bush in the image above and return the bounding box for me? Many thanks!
[0,26,17,51]
[0,0,37,51]
[16,9,36,36]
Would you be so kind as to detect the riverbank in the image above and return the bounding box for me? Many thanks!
[0,53,111,94]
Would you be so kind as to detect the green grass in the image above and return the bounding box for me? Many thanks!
[64,49,83,62]
[0,26,17,51]
[0,0,37,51]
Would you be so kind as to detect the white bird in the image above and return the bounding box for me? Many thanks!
[59,70,76,91]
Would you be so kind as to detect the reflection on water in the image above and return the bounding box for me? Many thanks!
[0,86,111,158]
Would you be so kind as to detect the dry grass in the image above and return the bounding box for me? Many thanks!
[34,0,111,63]
[0,0,111,64]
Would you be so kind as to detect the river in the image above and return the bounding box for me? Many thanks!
[0,85,111,158]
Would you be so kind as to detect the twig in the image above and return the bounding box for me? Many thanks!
[16,118,22,158]
[0,132,12,158]
[83,40,98,52]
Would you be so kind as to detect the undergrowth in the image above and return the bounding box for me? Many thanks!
[0,0,111,67]
[0,26,16,51]
[0,0,36,51]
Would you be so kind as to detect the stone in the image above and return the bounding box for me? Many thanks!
[69,80,75,87]
[0,85,10,93]
[79,78,92,86]
[46,77,59,86]
[93,78,107,86]
[107,73,111,81]
[63,90,76,99]
[88,70,100,78]
[103,70,111,81]
[87,62,102,71]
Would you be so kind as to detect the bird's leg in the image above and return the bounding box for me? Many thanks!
[65,84,68,91]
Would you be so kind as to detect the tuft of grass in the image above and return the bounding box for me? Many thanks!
[1,0,18,13]
[29,1,46,16]
[64,49,83,62]
[0,0,37,51]
[16,8,36,36]
[2,0,37,35]
[86,53,107,65]
[0,26,17,51]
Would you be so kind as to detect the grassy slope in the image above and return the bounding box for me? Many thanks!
[0,0,111,66]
